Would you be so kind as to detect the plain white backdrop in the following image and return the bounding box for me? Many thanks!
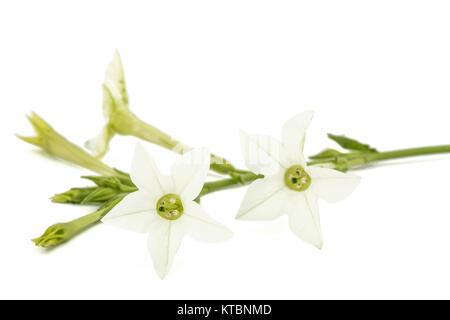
[2,0,450,299]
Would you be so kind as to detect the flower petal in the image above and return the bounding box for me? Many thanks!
[171,148,210,201]
[131,143,172,199]
[236,170,288,220]
[101,190,159,233]
[147,219,185,279]
[84,124,115,159]
[308,166,360,203]
[286,191,323,249]
[182,201,233,243]
[103,50,129,118]
[239,130,290,176]
[281,111,314,164]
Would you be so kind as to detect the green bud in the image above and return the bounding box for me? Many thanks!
[79,187,120,204]
[51,187,98,204]
[327,133,378,153]
[33,196,124,247]
[81,175,136,191]
[17,112,117,177]
[32,222,78,247]
[52,174,136,205]
[309,148,345,160]
[52,185,133,205]
[209,154,236,174]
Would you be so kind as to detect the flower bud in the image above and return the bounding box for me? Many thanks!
[33,196,124,247]
[32,222,77,247]
[17,112,117,176]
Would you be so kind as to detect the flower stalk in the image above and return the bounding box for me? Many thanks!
[308,144,450,171]
[108,107,238,174]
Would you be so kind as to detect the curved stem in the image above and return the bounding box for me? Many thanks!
[198,172,263,199]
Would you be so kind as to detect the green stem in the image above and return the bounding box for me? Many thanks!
[56,144,450,207]
[308,144,450,170]
[198,172,263,199]
[40,144,450,248]
[200,145,450,194]
[114,111,244,176]
[364,145,450,162]
[127,115,187,152]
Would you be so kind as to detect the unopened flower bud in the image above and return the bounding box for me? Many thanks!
[17,112,117,176]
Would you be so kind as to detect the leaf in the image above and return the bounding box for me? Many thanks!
[327,134,378,152]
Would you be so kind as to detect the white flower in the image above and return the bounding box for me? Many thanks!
[102,144,233,278]
[85,50,129,158]
[237,111,360,249]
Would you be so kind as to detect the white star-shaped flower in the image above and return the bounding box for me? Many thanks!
[102,144,233,278]
[237,111,360,249]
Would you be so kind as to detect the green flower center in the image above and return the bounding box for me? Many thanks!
[284,165,311,191]
[156,194,184,220]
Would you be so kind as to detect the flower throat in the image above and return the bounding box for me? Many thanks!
[156,194,184,220]
[284,165,311,191]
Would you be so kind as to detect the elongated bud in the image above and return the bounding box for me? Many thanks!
[81,175,136,190]
[32,222,77,247]
[79,187,121,204]
[17,112,117,176]
[51,187,99,204]
[33,196,124,247]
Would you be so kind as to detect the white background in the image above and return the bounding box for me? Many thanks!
[1,0,450,299]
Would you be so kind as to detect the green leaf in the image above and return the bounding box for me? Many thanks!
[327,134,378,152]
